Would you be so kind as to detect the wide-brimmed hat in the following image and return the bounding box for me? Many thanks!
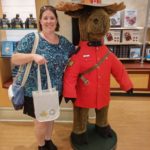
[73,0,114,7]
[56,1,125,13]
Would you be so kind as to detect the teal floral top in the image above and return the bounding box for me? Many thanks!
[13,32,75,97]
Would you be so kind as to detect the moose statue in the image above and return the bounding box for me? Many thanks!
[56,1,133,150]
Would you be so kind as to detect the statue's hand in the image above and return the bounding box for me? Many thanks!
[127,88,133,95]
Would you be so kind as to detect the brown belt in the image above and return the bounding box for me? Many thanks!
[79,51,110,84]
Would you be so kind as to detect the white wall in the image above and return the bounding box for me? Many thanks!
[1,0,36,21]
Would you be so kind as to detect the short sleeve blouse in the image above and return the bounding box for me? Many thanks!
[13,32,75,97]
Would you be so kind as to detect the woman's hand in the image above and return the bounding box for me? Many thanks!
[33,54,48,65]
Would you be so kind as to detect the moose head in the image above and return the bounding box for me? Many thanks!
[56,1,125,42]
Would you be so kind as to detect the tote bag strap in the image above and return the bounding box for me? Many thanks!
[21,32,39,86]
[37,64,52,93]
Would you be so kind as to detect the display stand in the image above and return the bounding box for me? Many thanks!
[71,124,117,150]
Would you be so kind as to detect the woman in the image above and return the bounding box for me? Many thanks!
[11,5,75,150]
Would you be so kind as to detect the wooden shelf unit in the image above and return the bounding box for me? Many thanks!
[111,62,150,93]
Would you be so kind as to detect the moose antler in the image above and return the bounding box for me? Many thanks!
[104,2,126,15]
[56,1,83,12]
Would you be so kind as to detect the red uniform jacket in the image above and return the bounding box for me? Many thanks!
[63,41,133,109]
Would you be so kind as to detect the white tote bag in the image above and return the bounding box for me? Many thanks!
[32,64,60,122]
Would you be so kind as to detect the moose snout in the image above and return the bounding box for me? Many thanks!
[93,18,99,24]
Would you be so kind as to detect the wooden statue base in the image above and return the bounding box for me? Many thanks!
[71,124,117,150]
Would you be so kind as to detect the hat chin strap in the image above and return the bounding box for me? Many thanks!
[87,39,104,46]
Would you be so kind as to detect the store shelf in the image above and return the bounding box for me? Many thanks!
[106,42,143,45]
[119,58,141,60]
[0,28,37,30]
[146,41,150,44]
[110,27,144,30]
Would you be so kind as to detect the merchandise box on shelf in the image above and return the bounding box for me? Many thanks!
[25,14,37,29]
[0,14,10,29]
[107,45,131,59]
[1,41,14,57]
[11,14,24,29]
[123,9,137,27]
[145,46,150,60]
[122,29,140,43]
[104,30,121,44]
[129,46,141,59]
[110,11,121,27]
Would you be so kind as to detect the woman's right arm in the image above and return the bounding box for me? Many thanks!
[11,53,48,65]
[11,33,48,66]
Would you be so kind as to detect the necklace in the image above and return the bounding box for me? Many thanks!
[41,32,59,44]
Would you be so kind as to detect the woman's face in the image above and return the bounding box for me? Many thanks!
[40,9,57,33]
